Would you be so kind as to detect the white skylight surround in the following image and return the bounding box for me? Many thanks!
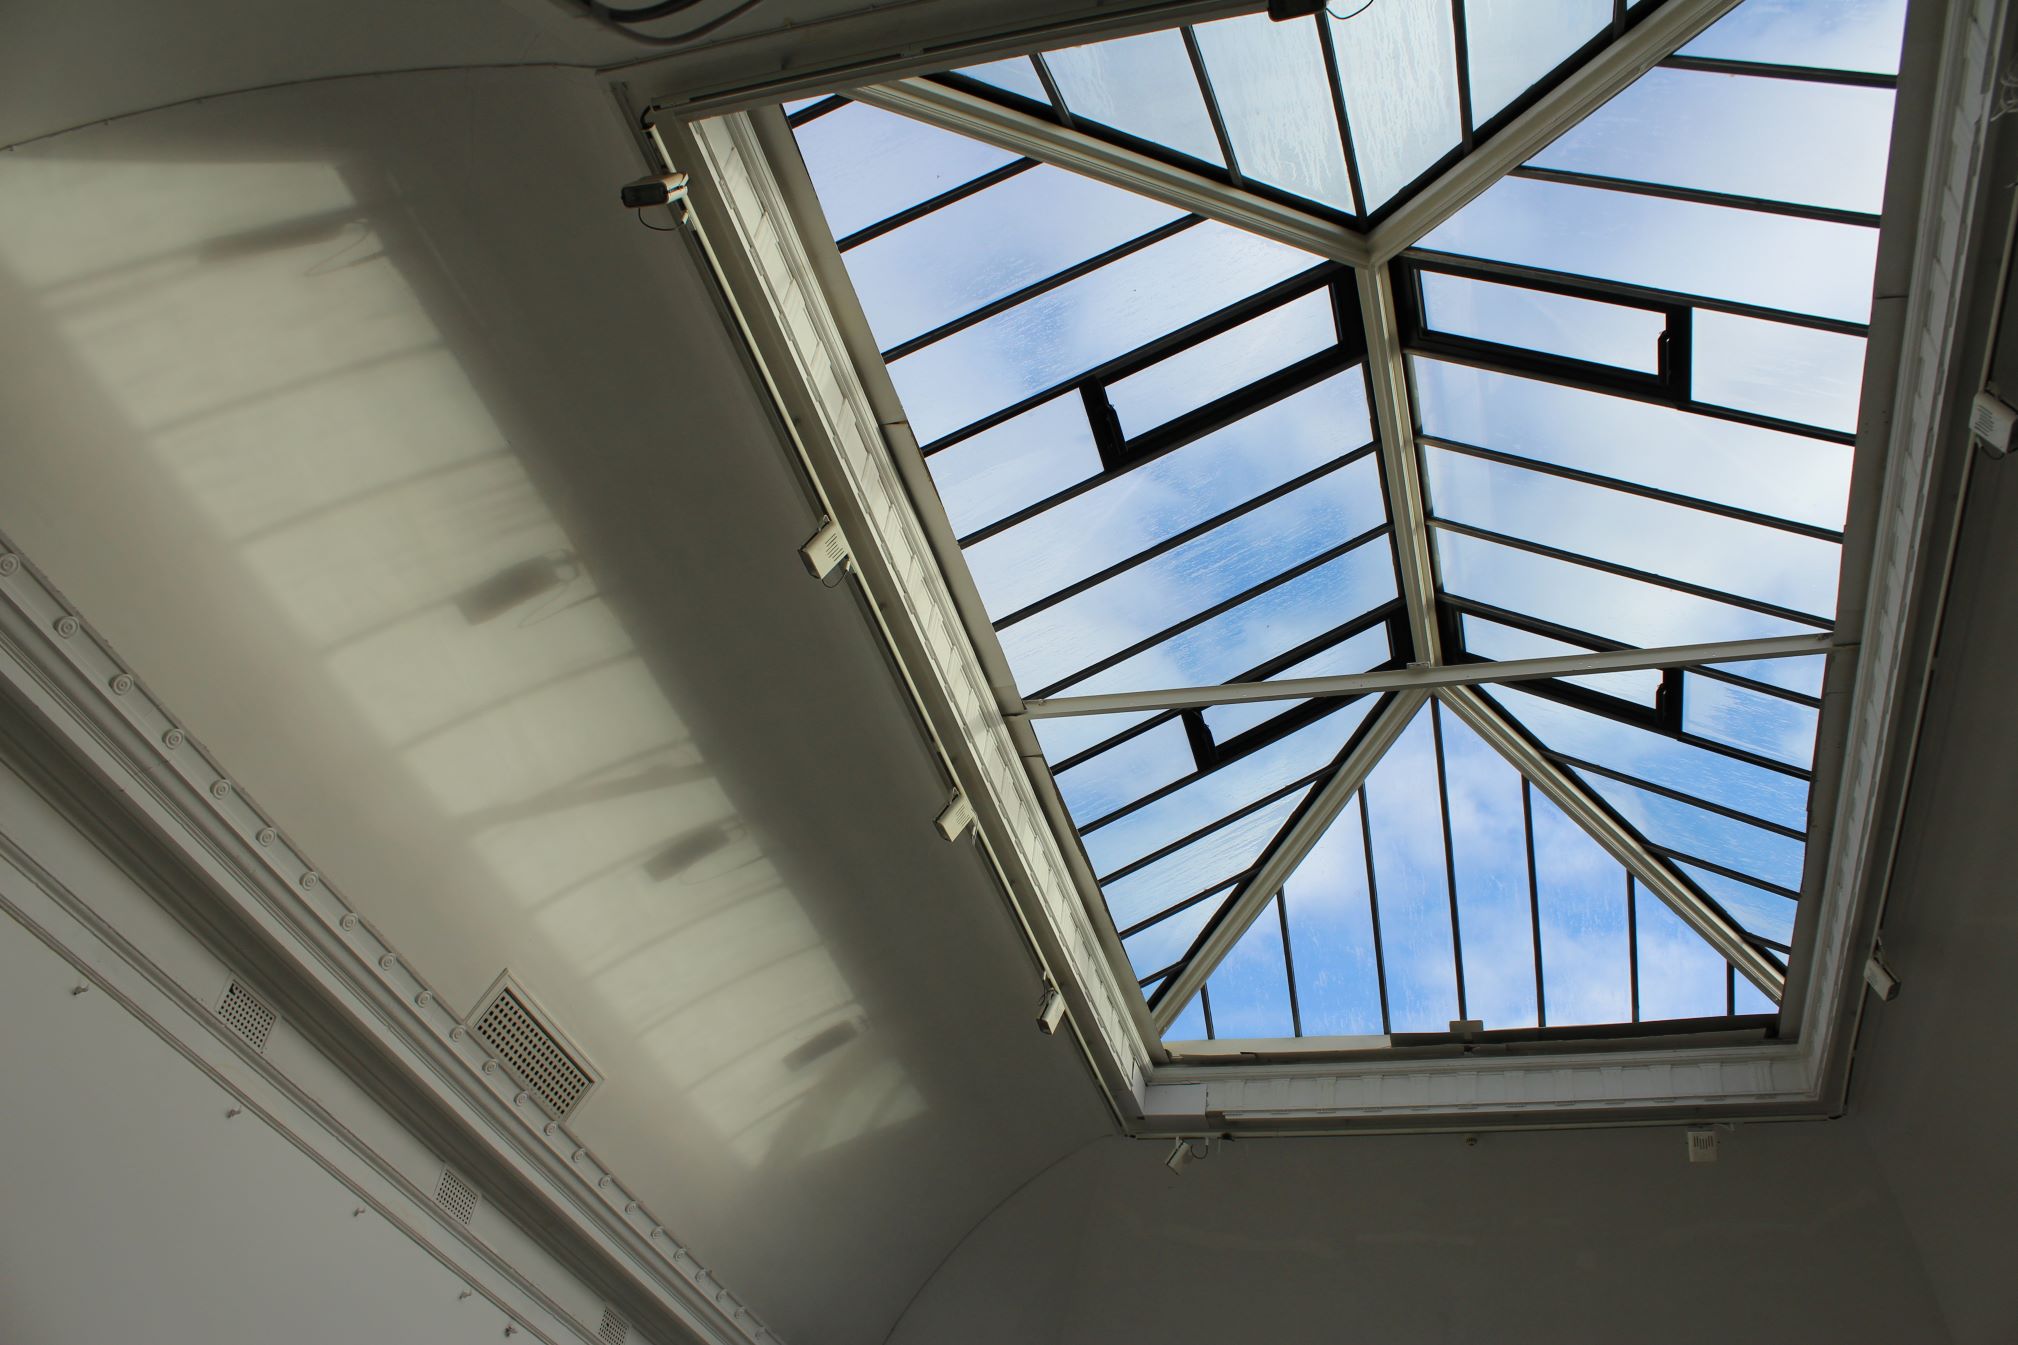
[780,0,1908,1050]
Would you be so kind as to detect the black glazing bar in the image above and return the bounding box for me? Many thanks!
[1429,699,1469,1021]
[1660,53,1900,89]
[956,345,1361,548]
[1279,896,1305,1036]
[1441,594,1826,708]
[1726,964,1736,1017]
[1508,164,1883,230]
[1419,436,1845,542]
[1030,52,1077,128]
[1046,601,1405,775]
[879,215,1203,362]
[1551,755,1810,840]
[1627,874,1641,1023]
[990,445,1378,632]
[1612,0,1626,34]
[1426,517,1838,629]
[833,156,1041,252]
[785,94,847,126]
[1314,13,1370,221]
[1200,982,1216,1038]
[1119,879,1239,942]
[1651,844,1803,902]
[1091,767,1327,886]
[1183,27,1244,185]
[1359,789,1393,1035]
[1407,337,1859,448]
[1402,249,1870,337]
[1030,524,1392,700]
[1084,712,1335,840]
[1450,0,1476,144]
[1523,777,1546,1028]
[922,263,1343,457]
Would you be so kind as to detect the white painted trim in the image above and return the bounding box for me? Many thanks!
[1358,264,1443,663]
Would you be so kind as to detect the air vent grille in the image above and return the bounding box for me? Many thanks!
[597,1306,630,1344]
[435,1167,479,1226]
[469,980,597,1118]
[216,980,276,1053]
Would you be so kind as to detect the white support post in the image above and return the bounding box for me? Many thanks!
[1150,691,1429,1032]
[1439,685,1785,1000]
[1358,264,1442,664]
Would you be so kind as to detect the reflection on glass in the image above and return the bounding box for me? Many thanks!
[1681,0,1909,74]
[889,220,1315,444]
[1193,14,1356,212]
[1419,270,1665,371]
[1693,310,1866,434]
[1203,895,1296,1038]
[843,164,1185,351]
[1683,674,1820,768]
[794,101,1020,241]
[1464,0,1610,125]
[1044,30,1224,165]
[1330,0,1460,210]
[1106,289,1343,438]
[1533,68,1894,215]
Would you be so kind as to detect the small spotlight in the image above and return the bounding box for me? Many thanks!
[1035,987,1066,1035]
[1165,1137,1208,1175]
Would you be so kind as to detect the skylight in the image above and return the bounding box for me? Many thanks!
[784,0,1907,1051]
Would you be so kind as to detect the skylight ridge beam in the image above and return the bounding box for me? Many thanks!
[852,78,1373,268]
[1439,685,1784,999]
[1022,632,1832,717]
[1359,264,1443,665]
[1367,0,1742,265]
[1151,691,1428,1031]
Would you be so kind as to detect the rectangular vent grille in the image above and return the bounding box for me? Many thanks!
[470,980,597,1118]
[597,1307,630,1344]
[435,1167,479,1226]
[216,980,276,1053]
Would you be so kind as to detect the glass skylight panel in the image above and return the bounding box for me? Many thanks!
[1417,272,1666,372]
[927,395,1100,539]
[1043,30,1224,165]
[1462,0,1611,125]
[1633,879,1730,1020]
[1283,803,1385,1035]
[1201,621,1392,743]
[794,101,1023,240]
[1456,616,1661,706]
[1679,0,1908,74]
[1530,789,1634,1027]
[1329,0,1460,212]
[1441,705,1541,1030]
[1105,289,1341,436]
[1362,708,1461,1032]
[1681,674,1820,768]
[1192,14,1356,213]
[1692,312,1867,435]
[1203,896,1297,1039]
[960,56,1047,102]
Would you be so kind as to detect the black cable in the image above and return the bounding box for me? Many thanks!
[1328,0,1376,19]
[585,0,707,21]
[576,0,764,46]
[636,208,680,232]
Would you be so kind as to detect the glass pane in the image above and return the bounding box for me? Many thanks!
[1634,881,1729,1020]
[1693,311,1867,435]
[1532,68,1894,215]
[1031,708,1155,766]
[1681,0,1909,75]
[1124,887,1229,977]
[1284,802,1385,1035]
[794,101,1021,240]
[1457,615,1661,705]
[1576,769,1807,893]
[782,97,829,116]
[1437,531,1813,648]
[1203,622,1390,743]
[1707,651,1826,699]
[927,394,1100,539]
[1463,0,1611,125]
[1683,674,1821,768]
[1362,708,1459,1031]
[1050,537,1397,699]
[1423,447,1841,622]
[1193,14,1356,212]
[843,165,1187,351]
[958,57,1049,102]
[1082,700,1373,878]
[998,462,1386,693]
[1680,862,1797,946]
[1734,972,1777,1015]
[1106,290,1343,438]
[1166,992,1209,1040]
[969,378,1373,619]
[1421,176,1879,323]
[1440,705,1540,1029]
[1530,790,1633,1026]
[1053,718,1195,824]
[1101,789,1309,931]
[1418,271,1666,371]
[1330,0,1461,211]
[1413,358,1853,531]
[1043,31,1224,165]
[1205,896,1296,1038]
[890,221,1316,445]
[1489,685,1810,834]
